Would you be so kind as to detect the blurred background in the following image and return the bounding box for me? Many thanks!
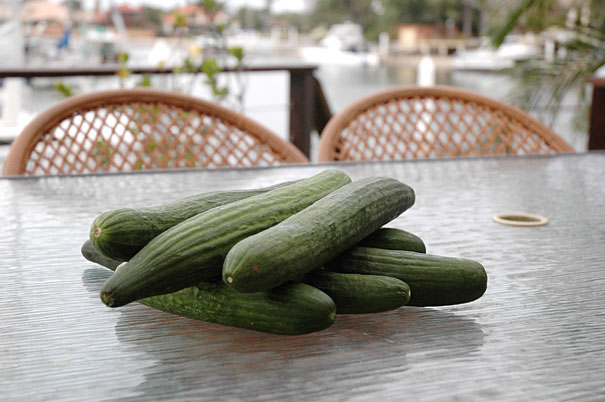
[1,0,603,160]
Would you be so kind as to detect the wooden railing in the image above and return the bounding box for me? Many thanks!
[0,64,333,158]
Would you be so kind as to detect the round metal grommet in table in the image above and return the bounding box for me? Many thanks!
[492,212,549,227]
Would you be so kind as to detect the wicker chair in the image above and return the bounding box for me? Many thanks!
[4,88,308,176]
[318,85,574,162]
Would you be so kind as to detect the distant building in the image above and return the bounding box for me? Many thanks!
[161,5,227,35]
[162,4,208,34]
[93,5,146,30]
[396,23,460,53]
[20,0,69,36]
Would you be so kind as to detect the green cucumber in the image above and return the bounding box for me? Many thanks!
[359,227,426,253]
[325,247,487,306]
[145,281,336,336]
[81,241,336,335]
[302,270,411,314]
[100,169,351,308]
[90,180,299,261]
[223,177,415,293]
[81,240,121,270]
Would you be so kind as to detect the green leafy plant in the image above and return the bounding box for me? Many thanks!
[53,1,246,110]
[165,0,246,108]
[136,75,152,87]
[116,52,131,87]
[201,58,229,100]
[492,0,605,134]
[53,82,74,97]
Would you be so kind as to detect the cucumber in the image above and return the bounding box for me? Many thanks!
[90,180,299,261]
[100,169,351,308]
[359,227,426,253]
[81,240,121,270]
[143,282,336,336]
[81,241,336,335]
[302,270,411,314]
[223,177,415,293]
[325,247,487,306]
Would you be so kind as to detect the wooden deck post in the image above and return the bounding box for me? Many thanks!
[589,78,605,150]
[289,70,315,157]
[312,75,333,136]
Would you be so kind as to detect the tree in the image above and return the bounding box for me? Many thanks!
[233,7,266,31]
[308,0,376,29]
[307,0,468,41]
[141,7,163,33]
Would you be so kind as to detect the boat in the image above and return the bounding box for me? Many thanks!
[453,35,540,71]
[299,22,380,66]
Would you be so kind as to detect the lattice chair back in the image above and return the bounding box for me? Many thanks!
[4,88,307,176]
[318,86,573,162]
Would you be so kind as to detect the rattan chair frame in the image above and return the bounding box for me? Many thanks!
[318,85,574,162]
[4,88,308,175]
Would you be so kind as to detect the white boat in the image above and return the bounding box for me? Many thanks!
[299,22,380,66]
[453,35,540,71]
[298,46,379,66]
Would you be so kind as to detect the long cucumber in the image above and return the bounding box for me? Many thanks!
[359,227,426,253]
[82,241,336,335]
[100,169,351,307]
[325,247,487,306]
[90,180,299,261]
[223,177,415,293]
[302,270,411,314]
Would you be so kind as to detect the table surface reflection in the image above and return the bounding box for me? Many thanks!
[1,153,604,401]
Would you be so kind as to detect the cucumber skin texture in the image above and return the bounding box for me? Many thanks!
[100,169,351,308]
[81,240,121,271]
[325,247,487,306]
[90,180,298,261]
[223,177,415,293]
[360,228,426,254]
[81,241,336,335]
[303,270,411,314]
[142,282,336,336]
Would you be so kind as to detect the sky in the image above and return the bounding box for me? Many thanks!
[77,0,309,13]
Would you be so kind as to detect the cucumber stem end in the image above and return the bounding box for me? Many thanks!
[93,226,102,238]
[100,292,115,307]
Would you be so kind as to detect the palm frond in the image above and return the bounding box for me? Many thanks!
[492,0,558,48]
[493,1,605,135]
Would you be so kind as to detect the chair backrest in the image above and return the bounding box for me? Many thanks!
[4,88,307,176]
[318,85,574,162]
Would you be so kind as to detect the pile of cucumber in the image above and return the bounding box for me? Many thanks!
[82,169,487,335]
